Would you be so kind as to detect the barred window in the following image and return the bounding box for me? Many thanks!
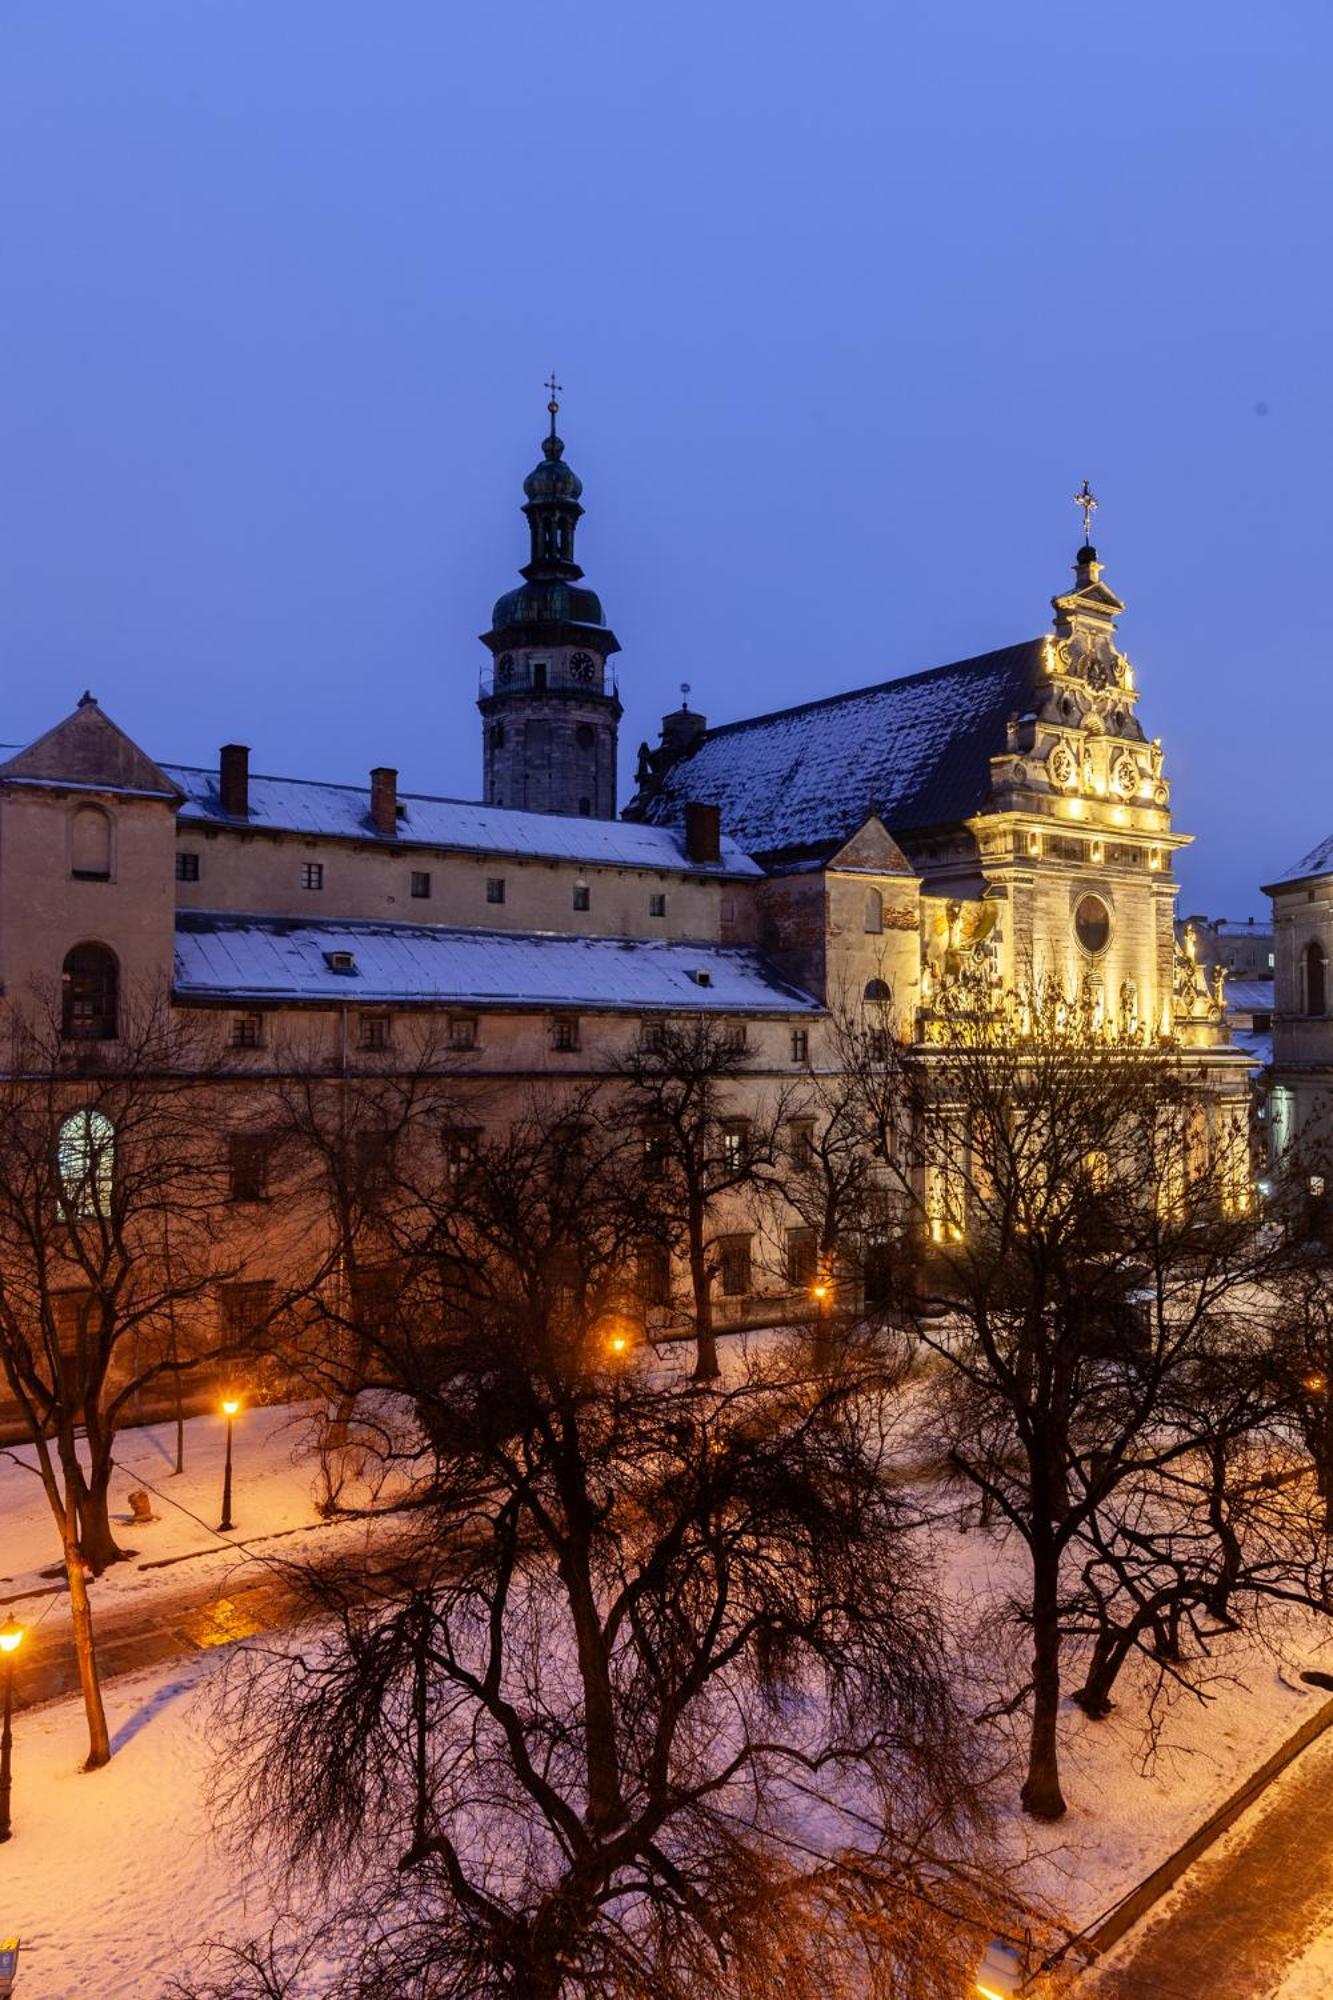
[790,1028,809,1063]
[302,862,324,891]
[359,1013,392,1052]
[232,1013,263,1050]
[176,852,200,883]
[550,1016,581,1052]
[486,877,506,905]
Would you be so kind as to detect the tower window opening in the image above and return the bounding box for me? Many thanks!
[532,662,547,691]
[62,943,119,1041]
[578,798,592,817]
[1306,940,1327,1017]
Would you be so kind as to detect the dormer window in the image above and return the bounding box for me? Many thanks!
[323,949,357,975]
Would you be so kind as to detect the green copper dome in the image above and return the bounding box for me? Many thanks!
[489,578,607,633]
[523,432,583,504]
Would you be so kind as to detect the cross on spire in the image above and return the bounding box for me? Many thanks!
[545,372,562,437]
[1074,478,1099,547]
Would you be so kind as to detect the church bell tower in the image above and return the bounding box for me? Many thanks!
[478,383,622,819]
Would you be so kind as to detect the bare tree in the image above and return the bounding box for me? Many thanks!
[189,1101,1027,2000]
[0,991,281,1765]
[854,974,1303,1821]
[615,1017,792,1381]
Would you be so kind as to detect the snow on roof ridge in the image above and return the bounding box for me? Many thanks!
[691,637,1045,743]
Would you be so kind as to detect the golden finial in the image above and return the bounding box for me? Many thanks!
[1074,478,1099,547]
[545,371,562,437]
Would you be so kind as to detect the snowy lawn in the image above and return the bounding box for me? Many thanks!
[0,1652,332,1999]
[0,1399,421,1634]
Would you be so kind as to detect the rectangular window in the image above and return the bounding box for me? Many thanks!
[721,1120,750,1172]
[786,1226,818,1287]
[637,1242,672,1308]
[227,1134,269,1204]
[718,1234,752,1297]
[231,1012,264,1050]
[443,1124,481,1182]
[302,862,324,891]
[486,877,506,905]
[449,1015,479,1050]
[641,1122,668,1178]
[648,893,667,918]
[220,1279,275,1343]
[641,1021,667,1052]
[351,1263,400,1332]
[411,871,431,900]
[789,1118,816,1164]
[573,883,590,912]
[790,1027,809,1063]
[175,852,200,883]
[359,1013,392,1052]
[550,1016,580,1052]
[355,1130,394,1184]
[722,1023,747,1053]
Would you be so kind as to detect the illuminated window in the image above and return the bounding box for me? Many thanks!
[443,1125,481,1182]
[58,1109,114,1219]
[721,1121,750,1171]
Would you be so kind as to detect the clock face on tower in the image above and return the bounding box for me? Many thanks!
[569,652,596,685]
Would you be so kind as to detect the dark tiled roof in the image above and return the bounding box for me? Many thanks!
[638,641,1045,866]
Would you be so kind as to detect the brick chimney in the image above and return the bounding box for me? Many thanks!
[684,802,721,866]
[370,766,398,838]
[219,744,250,818]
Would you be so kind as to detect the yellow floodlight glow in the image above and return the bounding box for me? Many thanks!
[221,1397,241,1419]
[0,1618,22,1655]
[607,1332,629,1357]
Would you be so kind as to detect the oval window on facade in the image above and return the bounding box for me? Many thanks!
[1074,895,1112,957]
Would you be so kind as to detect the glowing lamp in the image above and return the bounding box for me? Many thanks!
[607,1332,628,1357]
[1305,1375,1326,1395]
[222,1397,241,1418]
[974,1938,1023,1999]
[0,1620,21,1657]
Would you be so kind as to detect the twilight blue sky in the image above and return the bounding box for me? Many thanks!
[1,3,1328,914]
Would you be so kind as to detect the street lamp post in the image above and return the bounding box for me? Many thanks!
[218,1397,241,1533]
[0,1616,24,1843]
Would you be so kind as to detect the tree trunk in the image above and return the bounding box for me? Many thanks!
[1021,1541,1067,1819]
[688,1204,718,1384]
[63,1492,110,1769]
[73,1455,128,1576]
[1073,1628,1134,1718]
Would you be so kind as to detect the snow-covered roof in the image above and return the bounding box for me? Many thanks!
[174,914,822,1014]
[637,641,1044,865]
[1267,835,1333,890]
[1224,979,1276,1016]
[165,765,761,878]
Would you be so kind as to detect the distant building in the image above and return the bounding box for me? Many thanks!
[1178,914,1275,984]
[1263,838,1333,1152]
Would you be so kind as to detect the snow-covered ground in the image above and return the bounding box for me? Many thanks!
[1,1398,416,1637]
[0,1653,307,1997]
[3,1384,1333,1994]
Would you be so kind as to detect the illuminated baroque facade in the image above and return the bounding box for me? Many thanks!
[0,420,1251,1392]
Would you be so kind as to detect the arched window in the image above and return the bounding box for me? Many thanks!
[62,943,119,1041]
[864,978,892,1006]
[57,1109,114,1219]
[1306,941,1327,1018]
[864,888,883,934]
[70,806,111,881]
